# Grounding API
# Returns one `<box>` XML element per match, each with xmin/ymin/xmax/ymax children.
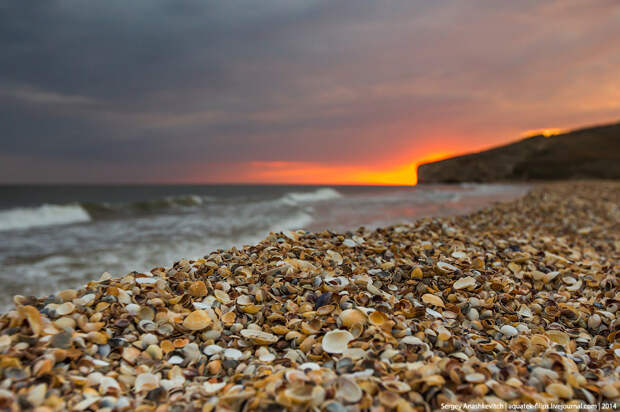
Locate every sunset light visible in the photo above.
<box><xmin>521</xmin><ymin>128</ymin><xmax>566</xmax><ymax>138</ymax></box>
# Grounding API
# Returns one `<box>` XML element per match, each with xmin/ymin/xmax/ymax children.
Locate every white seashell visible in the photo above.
<box><xmin>321</xmin><ymin>330</ymin><xmax>354</xmax><ymax>354</ymax></box>
<box><xmin>168</xmin><ymin>356</ymin><xmax>184</xmax><ymax>365</ymax></box>
<box><xmin>500</xmin><ymin>325</ymin><xmax>518</xmax><ymax>337</ymax></box>
<box><xmin>134</xmin><ymin>373</ymin><xmax>159</xmax><ymax>393</ymax></box>
<box><xmin>343</xmin><ymin>239</ymin><xmax>357</xmax><ymax>247</ymax></box>
<box><xmin>298</xmin><ymin>362</ymin><xmax>321</xmax><ymax>370</ymax></box>
<box><xmin>451</xmin><ymin>251</ymin><xmax>468</xmax><ymax>260</ymax></box>
<box><xmin>436</xmin><ymin>261</ymin><xmax>458</xmax><ymax>273</ymax></box>
<box><xmin>203</xmin><ymin>382</ymin><xmax>226</xmax><ymax>395</ymax></box>
<box><xmin>125</xmin><ymin>304</ymin><xmax>140</xmax><ymax>316</ymax></box>
<box><xmin>99</xmin><ymin>377</ymin><xmax>120</xmax><ymax>394</ymax></box>
<box><xmin>203</xmin><ymin>344</ymin><xmax>224</xmax><ymax>356</ymax></box>
<box><xmin>135</xmin><ymin>277</ymin><xmax>158</xmax><ymax>285</ymax></box>
<box><xmin>236</xmin><ymin>295</ymin><xmax>253</xmax><ymax>306</ymax></box>
<box><xmin>224</xmin><ymin>348</ymin><xmax>243</xmax><ymax>360</ymax></box>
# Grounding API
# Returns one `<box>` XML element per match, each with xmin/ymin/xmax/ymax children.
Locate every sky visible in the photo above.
<box><xmin>1</xmin><ymin>0</ymin><xmax>619</xmax><ymax>185</ymax></box>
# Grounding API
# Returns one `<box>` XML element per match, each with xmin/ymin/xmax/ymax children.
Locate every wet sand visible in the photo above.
<box><xmin>0</xmin><ymin>181</ymin><xmax>618</xmax><ymax>410</ymax></box>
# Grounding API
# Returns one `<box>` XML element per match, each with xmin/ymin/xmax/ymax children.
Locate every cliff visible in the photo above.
<box><xmin>417</xmin><ymin>122</ymin><xmax>620</xmax><ymax>183</ymax></box>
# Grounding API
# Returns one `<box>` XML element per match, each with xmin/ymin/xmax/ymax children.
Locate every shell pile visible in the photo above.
<box><xmin>0</xmin><ymin>181</ymin><xmax>618</xmax><ymax>410</ymax></box>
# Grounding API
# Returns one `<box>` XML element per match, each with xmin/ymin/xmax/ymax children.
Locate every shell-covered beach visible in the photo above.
<box><xmin>0</xmin><ymin>181</ymin><xmax>618</xmax><ymax>411</ymax></box>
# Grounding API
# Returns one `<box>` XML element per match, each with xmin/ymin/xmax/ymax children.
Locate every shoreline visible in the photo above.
<box><xmin>0</xmin><ymin>180</ymin><xmax>618</xmax><ymax>410</ymax></box>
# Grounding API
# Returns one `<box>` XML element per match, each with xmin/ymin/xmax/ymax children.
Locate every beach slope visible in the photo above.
<box><xmin>0</xmin><ymin>181</ymin><xmax>618</xmax><ymax>410</ymax></box>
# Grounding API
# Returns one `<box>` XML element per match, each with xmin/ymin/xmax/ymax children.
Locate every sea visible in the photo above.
<box><xmin>0</xmin><ymin>184</ymin><xmax>528</xmax><ymax>309</ymax></box>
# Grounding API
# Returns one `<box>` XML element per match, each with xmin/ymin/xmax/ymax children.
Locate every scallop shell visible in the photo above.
<box><xmin>183</xmin><ymin>310</ymin><xmax>212</xmax><ymax>330</ymax></box>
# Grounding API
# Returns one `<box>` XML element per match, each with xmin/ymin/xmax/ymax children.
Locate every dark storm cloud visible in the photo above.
<box><xmin>1</xmin><ymin>0</ymin><xmax>619</xmax><ymax>182</ymax></box>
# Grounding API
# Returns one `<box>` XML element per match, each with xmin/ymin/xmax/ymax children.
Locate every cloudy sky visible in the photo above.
<box><xmin>1</xmin><ymin>0</ymin><xmax>619</xmax><ymax>184</ymax></box>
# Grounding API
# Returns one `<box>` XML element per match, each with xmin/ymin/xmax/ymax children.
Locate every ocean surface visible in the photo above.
<box><xmin>0</xmin><ymin>184</ymin><xmax>528</xmax><ymax>309</ymax></box>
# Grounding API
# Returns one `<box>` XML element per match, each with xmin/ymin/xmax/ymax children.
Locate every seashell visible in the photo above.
<box><xmin>339</xmin><ymin>309</ymin><xmax>367</xmax><ymax>329</ymax></box>
<box><xmin>547</xmin><ymin>330</ymin><xmax>570</xmax><ymax>346</ymax></box>
<box><xmin>224</xmin><ymin>348</ymin><xmax>243</xmax><ymax>361</ymax></box>
<box><xmin>342</xmin><ymin>347</ymin><xmax>367</xmax><ymax>360</ymax></box>
<box><xmin>324</xmin><ymin>276</ymin><xmax>350</xmax><ymax>292</ymax></box>
<box><xmin>122</xmin><ymin>346</ymin><xmax>141</xmax><ymax>364</ymax></box>
<box><xmin>50</xmin><ymin>331</ymin><xmax>73</xmax><ymax>349</ymax></box>
<box><xmin>465</xmin><ymin>373</ymin><xmax>486</xmax><ymax>383</ymax></box>
<box><xmin>382</xmin><ymin>380</ymin><xmax>411</xmax><ymax>393</ymax></box>
<box><xmin>321</xmin><ymin>330</ymin><xmax>354</xmax><ymax>354</ymax></box>
<box><xmin>378</xmin><ymin>390</ymin><xmax>402</xmax><ymax>408</ymax></box>
<box><xmin>188</xmin><ymin>281</ymin><xmax>207</xmax><ymax>297</ymax></box>
<box><xmin>518</xmin><ymin>304</ymin><xmax>532</xmax><ymax>318</ymax></box>
<box><xmin>451</xmin><ymin>251</ymin><xmax>468</xmax><ymax>260</ymax></box>
<box><xmin>138</xmin><ymin>306</ymin><xmax>155</xmax><ymax>321</ymax></box>
<box><xmin>221</xmin><ymin>311</ymin><xmax>236</xmax><ymax>326</ymax></box>
<box><xmin>203</xmin><ymin>382</ymin><xmax>226</xmax><ymax>395</ymax></box>
<box><xmin>183</xmin><ymin>310</ymin><xmax>212</xmax><ymax>330</ymax></box>
<box><xmin>453</xmin><ymin>276</ymin><xmax>476</xmax><ymax>290</ymax></box>
<box><xmin>256</xmin><ymin>346</ymin><xmax>276</xmax><ymax>362</ymax></box>
<box><xmin>214</xmin><ymin>289</ymin><xmax>232</xmax><ymax>305</ymax></box>
<box><xmin>240</xmin><ymin>304</ymin><xmax>263</xmax><ymax>314</ymax></box>
<box><xmin>500</xmin><ymin>325</ymin><xmax>518</xmax><ymax>338</ymax></box>
<box><xmin>134</xmin><ymin>373</ymin><xmax>159</xmax><ymax>393</ymax></box>
<box><xmin>543</xmin><ymin>271</ymin><xmax>560</xmax><ymax>283</ymax></box>
<box><xmin>342</xmin><ymin>239</ymin><xmax>357</xmax><ymax>247</ymax></box>
<box><xmin>55</xmin><ymin>302</ymin><xmax>75</xmax><ymax>316</ymax></box>
<box><xmin>240</xmin><ymin>329</ymin><xmax>279</xmax><ymax>345</ymax></box>
<box><xmin>99</xmin><ymin>377</ymin><xmax>120</xmax><ymax>395</ymax></box>
<box><xmin>335</xmin><ymin>377</ymin><xmax>362</xmax><ymax>403</ymax></box>
<box><xmin>586</xmin><ymin>314</ymin><xmax>601</xmax><ymax>330</ymax></box>
<box><xmin>326</xmin><ymin>250</ymin><xmax>343</xmax><ymax>265</ymax></box>
<box><xmin>368</xmin><ymin>310</ymin><xmax>389</xmax><ymax>326</ymax></box>
<box><xmin>421</xmin><ymin>293</ymin><xmax>445</xmax><ymax>308</ymax></box>
<box><xmin>410</xmin><ymin>267</ymin><xmax>423</xmax><ymax>279</ymax></box>
<box><xmin>20</xmin><ymin>306</ymin><xmax>44</xmax><ymax>336</ymax></box>
<box><xmin>436</xmin><ymin>261</ymin><xmax>458</xmax><ymax>274</ymax></box>
<box><xmin>530</xmin><ymin>334</ymin><xmax>550</xmax><ymax>347</ymax></box>
<box><xmin>26</xmin><ymin>383</ymin><xmax>46</xmax><ymax>407</ymax></box>
<box><xmin>546</xmin><ymin>383</ymin><xmax>574</xmax><ymax>399</ymax></box>
<box><xmin>168</xmin><ymin>355</ymin><xmax>183</xmax><ymax>364</ymax></box>
<box><xmin>236</xmin><ymin>295</ymin><xmax>253</xmax><ymax>306</ymax></box>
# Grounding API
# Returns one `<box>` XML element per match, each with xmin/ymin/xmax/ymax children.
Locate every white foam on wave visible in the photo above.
<box><xmin>280</xmin><ymin>188</ymin><xmax>342</xmax><ymax>205</ymax></box>
<box><xmin>0</xmin><ymin>204</ymin><xmax>91</xmax><ymax>232</ymax></box>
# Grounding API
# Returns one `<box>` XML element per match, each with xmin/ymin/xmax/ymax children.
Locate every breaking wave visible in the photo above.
<box><xmin>279</xmin><ymin>188</ymin><xmax>342</xmax><ymax>205</ymax></box>
<box><xmin>0</xmin><ymin>204</ymin><xmax>91</xmax><ymax>232</ymax></box>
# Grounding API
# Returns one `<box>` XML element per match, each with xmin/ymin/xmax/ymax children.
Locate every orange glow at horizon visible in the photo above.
<box><xmin>212</xmin><ymin>151</ymin><xmax>457</xmax><ymax>186</ymax></box>
<box><xmin>521</xmin><ymin>128</ymin><xmax>566</xmax><ymax>138</ymax></box>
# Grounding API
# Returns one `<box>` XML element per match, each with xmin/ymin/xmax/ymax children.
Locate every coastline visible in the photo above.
<box><xmin>0</xmin><ymin>180</ymin><xmax>618</xmax><ymax>410</ymax></box>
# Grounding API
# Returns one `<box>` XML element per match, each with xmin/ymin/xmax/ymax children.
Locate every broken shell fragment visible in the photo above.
<box><xmin>421</xmin><ymin>293</ymin><xmax>445</xmax><ymax>308</ymax></box>
<box><xmin>240</xmin><ymin>329</ymin><xmax>279</xmax><ymax>345</ymax></box>
<box><xmin>453</xmin><ymin>276</ymin><xmax>476</xmax><ymax>290</ymax></box>
<box><xmin>322</xmin><ymin>330</ymin><xmax>354</xmax><ymax>354</ymax></box>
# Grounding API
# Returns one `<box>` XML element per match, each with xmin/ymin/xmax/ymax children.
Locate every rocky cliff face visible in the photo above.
<box><xmin>417</xmin><ymin>122</ymin><xmax>620</xmax><ymax>183</ymax></box>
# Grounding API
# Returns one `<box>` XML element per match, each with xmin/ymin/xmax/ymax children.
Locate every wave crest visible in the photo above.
<box><xmin>280</xmin><ymin>188</ymin><xmax>341</xmax><ymax>205</ymax></box>
<box><xmin>0</xmin><ymin>204</ymin><xmax>91</xmax><ymax>232</ymax></box>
